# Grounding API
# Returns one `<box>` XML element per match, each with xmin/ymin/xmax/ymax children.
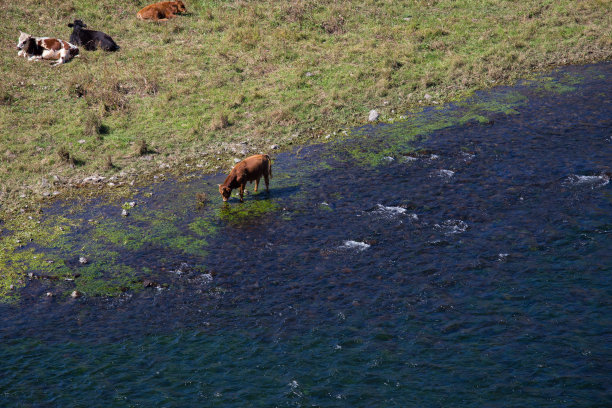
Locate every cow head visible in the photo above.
<box><xmin>68</xmin><ymin>19</ymin><xmax>87</xmax><ymax>28</ymax></box>
<box><xmin>218</xmin><ymin>185</ymin><xmax>232</xmax><ymax>202</ymax></box>
<box><xmin>173</xmin><ymin>1</ymin><xmax>187</xmax><ymax>13</ymax></box>
<box><xmin>16</xmin><ymin>31</ymin><xmax>32</xmax><ymax>50</ymax></box>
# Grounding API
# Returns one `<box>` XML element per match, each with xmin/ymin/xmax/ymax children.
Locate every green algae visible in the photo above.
<box><xmin>218</xmin><ymin>198</ymin><xmax>280</xmax><ymax>224</ymax></box>
<box><xmin>319</xmin><ymin>203</ymin><xmax>333</xmax><ymax>212</ymax></box>
<box><xmin>92</xmin><ymin>221</ymin><xmax>145</xmax><ymax>252</ymax></box>
<box><xmin>525</xmin><ymin>76</ymin><xmax>577</xmax><ymax>95</ymax></box>
<box><xmin>0</xmin><ymin>213</ymin><xmax>77</xmax><ymax>302</ymax></box>
<box><xmin>334</xmin><ymin>89</ymin><xmax>531</xmax><ymax>167</ymax></box>
<box><xmin>459</xmin><ymin>114</ymin><xmax>491</xmax><ymax>125</ymax></box>
<box><xmin>74</xmin><ymin>256</ymin><xmax>139</xmax><ymax>297</ymax></box>
<box><xmin>189</xmin><ymin>217</ymin><xmax>219</xmax><ymax>237</ymax></box>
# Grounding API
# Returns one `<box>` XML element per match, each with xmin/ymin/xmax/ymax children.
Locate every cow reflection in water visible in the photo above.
<box><xmin>219</xmin><ymin>154</ymin><xmax>272</xmax><ymax>202</ymax></box>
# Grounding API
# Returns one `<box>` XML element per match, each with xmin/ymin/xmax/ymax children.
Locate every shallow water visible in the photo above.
<box><xmin>1</xmin><ymin>63</ymin><xmax>611</xmax><ymax>407</ymax></box>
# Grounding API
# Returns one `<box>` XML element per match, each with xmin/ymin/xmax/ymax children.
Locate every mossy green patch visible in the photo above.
<box><xmin>526</xmin><ymin>77</ymin><xmax>577</xmax><ymax>95</ymax></box>
<box><xmin>189</xmin><ymin>217</ymin><xmax>219</xmax><ymax>237</ymax></box>
<box><xmin>92</xmin><ymin>220</ymin><xmax>144</xmax><ymax>252</ymax></box>
<box><xmin>459</xmin><ymin>114</ymin><xmax>490</xmax><ymax>125</ymax></box>
<box><xmin>0</xmin><ymin>213</ymin><xmax>76</xmax><ymax>302</ymax></box>
<box><xmin>218</xmin><ymin>199</ymin><xmax>280</xmax><ymax>224</ymax></box>
<box><xmin>74</xmin><ymin>254</ymin><xmax>139</xmax><ymax>297</ymax></box>
<box><xmin>333</xmin><ymin>88</ymin><xmax>531</xmax><ymax>167</ymax></box>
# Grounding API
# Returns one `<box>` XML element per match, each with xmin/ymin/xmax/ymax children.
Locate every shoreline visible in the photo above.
<box><xmin>2</xmin><ymin>57</ymin><xmax>610</xmax><ymax>218</ymax></box>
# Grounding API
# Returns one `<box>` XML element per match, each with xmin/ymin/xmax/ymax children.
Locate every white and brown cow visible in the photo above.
<box><xmin>16</xmin><ymin>31</ymin><xmax>79</xmax><ymax>66</ymax></box>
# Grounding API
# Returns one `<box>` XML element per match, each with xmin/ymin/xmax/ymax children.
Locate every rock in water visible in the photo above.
<box><xmin>368</xmin><ymin>110</ymin><xmax>380</xmax><ymax>122</ymax></box>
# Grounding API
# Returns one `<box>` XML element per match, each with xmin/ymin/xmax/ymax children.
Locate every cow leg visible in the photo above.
<box><xmin>239</xmin><ymin>183</ymin><xmax>245</xmax><ymax>202</ymax></box>
<box><xmin>254</xmin><ymin>178</ymin><xmax>259</xmax><ymax>192</ymax></box>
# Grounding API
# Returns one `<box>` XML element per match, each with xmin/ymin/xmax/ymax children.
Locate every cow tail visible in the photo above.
<box><xmin>267</xmin><ymin>154</ymin><xmax>272</xmax><ymax>178</ymax></box>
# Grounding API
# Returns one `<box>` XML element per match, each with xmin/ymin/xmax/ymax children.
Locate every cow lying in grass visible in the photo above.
<box><xmin>16</xmin><ymin>32</ymin><xmax>79</xmax><ymax>66</ymax></box>
<box><xmin>68</xmin><ymin>19</ymin><xmax>119</xmax><ymax>52</ymax></box>
<box><xmin>219</xmin><ymin>154</ymin><xmax>272</xmax><ymax>202</ymax></box>
<box><xmin>137</xmin><ymin>1</ymin><xmax>187</xmax><ymax>21</ymax></box>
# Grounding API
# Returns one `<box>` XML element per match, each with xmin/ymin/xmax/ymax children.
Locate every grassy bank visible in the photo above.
<box><xmin>0</xmin><ymin>0</ymin><xmax>610</xmax><ymax>212</ymax></box>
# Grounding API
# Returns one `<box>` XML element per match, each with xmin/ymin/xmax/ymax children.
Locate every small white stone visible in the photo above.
<box><xmin>71</xmin><ymin>290</ymin><xmax>82</xmax><ymax>298</ymax></box>
<box><xmin>79</xmin><ymin>256</ymin><xmax>88</xmax><ymax>264</ymax></box>
<box><xmin>234</xmin><ymin>158</ymin><xmax>241</xmax><ymax>163</ymax></box>
<box><xmin>368</xmin><ymin>110</ymin><xmax>380</xmax><ymax>122</ymax></box>
<box><xmin>78</xmin><ymin>139</ymin><xmax>86</xmax><ymax>144</ymax></box>
<box><xmin>424</xmin><ymin>93</ymin><xmax>433</xmax><ymax>100</ymax></box>
<box><xmin>121</xmin><ymin>209</ymin><xmax>129</xmax><ymax>217</ymax></box>
<box><xmin>270</xmin><ymin>144</ymin><xmax>279</xmax><ymax>150</ymax></box>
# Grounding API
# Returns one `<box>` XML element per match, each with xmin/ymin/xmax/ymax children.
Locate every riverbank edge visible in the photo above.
<box><xmin>2</xmin><ymin>56</ymin><xmax>611</xmax><ymax>222</ymax></box>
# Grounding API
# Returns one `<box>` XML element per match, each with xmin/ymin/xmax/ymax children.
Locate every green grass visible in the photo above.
<box><xmin>0</xmin><ymin>0</ymin><xmax>610</xmax><ymax>213</ymax></box>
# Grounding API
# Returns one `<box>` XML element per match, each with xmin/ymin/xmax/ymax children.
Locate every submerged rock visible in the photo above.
<box><xmin>143</xmin><ymin>279</ymin><xmax>158</xmax><ymax>288</ymax></box>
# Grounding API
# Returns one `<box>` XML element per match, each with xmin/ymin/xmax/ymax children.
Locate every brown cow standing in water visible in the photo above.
<box><xmin>137</xmin><ymin>1</ymin><xmax>187</xmax><ymax>21</ymax></box>
<box><xmin>219</xmin><ymin>154</ymin><xmax>272</xmax><ymax>202</ymax></box>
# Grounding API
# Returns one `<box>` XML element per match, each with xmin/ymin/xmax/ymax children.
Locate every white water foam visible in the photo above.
<box><xmin>461</xmin><ymin>152</ymin><xmax>476</xmax><ymax>161</ymax></box>
<box><xmin>434</xmin><ymin>219</ymin><xmax>469</xmax><ymax>235</ymax></box>
<box><xmin>436</xmin><ymin>169</ymin><xmax>455</xmax><ymax>180</ymax></box>
<box><xmin>340</xmin><ymin>240</ymin><xmax>371</xmax><ymax>251</ymax></box>
<box><xmin>563</xmin><ymin>174</ymin><xmax>610</xmax><ymax>189</ymax></box>
<box><xmin>198</xmin><ymin>273</ymin><xmax>213</xmax><ymax>284</ymax></box>
<box><xmin>372</xmin><ymin>204</ymin><xmax>407</xmax><ymax>217</ymax></box>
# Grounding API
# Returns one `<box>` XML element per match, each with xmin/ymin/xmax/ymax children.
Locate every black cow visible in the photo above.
<box><xmin>67</xmin><ymin>19</ymin><xmax>119</xmax><ymax>52</ymax></box>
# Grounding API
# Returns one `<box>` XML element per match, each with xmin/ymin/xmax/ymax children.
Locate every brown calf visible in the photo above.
<box><xmin>219</xmin><ymin>154</ymin><xmax>272</xmax><ymax>202</ymax></box>
<box><xmin>137</xmin><ymin>1</ymin><xmax>187</xmax><ymax>21</ymax></box>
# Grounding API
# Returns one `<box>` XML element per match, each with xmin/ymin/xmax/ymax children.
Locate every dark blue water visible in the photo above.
<box><xmin>1</xmin><ymin>63</ymin><xmax>611</xmax><ymax>407</ymax></box>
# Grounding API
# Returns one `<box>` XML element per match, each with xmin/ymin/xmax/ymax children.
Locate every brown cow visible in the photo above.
<box><xmin>137</xmin><ymin>1</ymin><xmax>187</xmax><ymax>21</ymax></box>
<box><xmin>219</xmin><ymin>154</ymin><xmax>272</xmax><ymax>202</ymax></box>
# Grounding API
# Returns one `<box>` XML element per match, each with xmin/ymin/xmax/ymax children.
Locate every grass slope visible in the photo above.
<box><xmin>0</xmin><ymin>0</ymin><xmax>610</xmax><ymax>212</ymax></box>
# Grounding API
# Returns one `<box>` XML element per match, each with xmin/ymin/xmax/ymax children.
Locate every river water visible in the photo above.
<box><xmin>1</xmin><ymin>63</ymin><xmax>611</xmax><ymax>407</ymax></box>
